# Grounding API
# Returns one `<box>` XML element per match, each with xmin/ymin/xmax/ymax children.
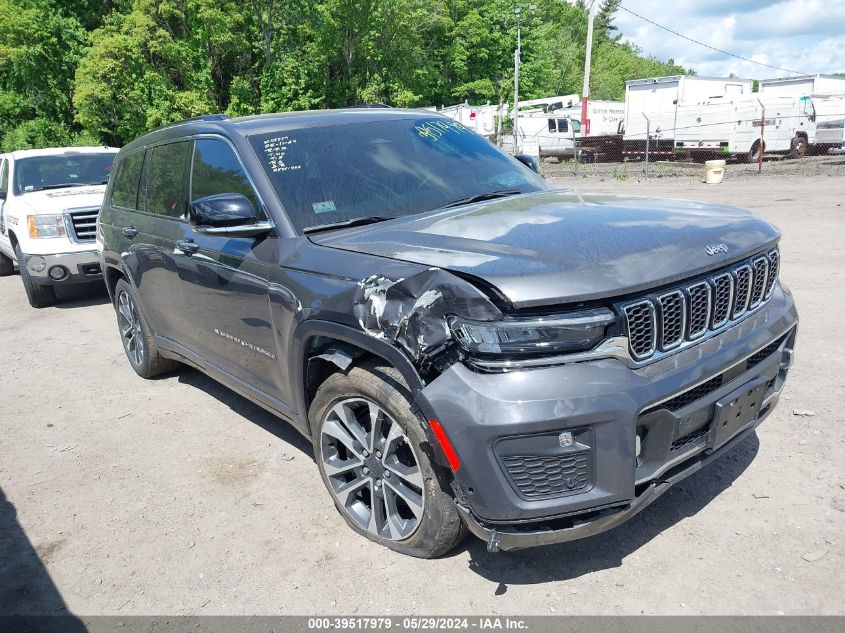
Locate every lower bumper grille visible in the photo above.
<box><xmin>502</xmin><ymin>452</ymin><xmax>590</xmax><ymax>499</ymax></box>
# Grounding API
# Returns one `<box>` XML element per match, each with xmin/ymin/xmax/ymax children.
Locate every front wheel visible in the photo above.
<box><xmin>309</xmin><ymin>364</ymin><xmax>465</xmax><ymax>558</ymax></box>
<box><xmin>14</xmin><ymin>244</ymin><xmax>56</xmax><ymax>308</ymax></box>
<box><xmin>789</xmin><ymin>135</ymin><xmax>808</xmax><ymax>159</ymax></box>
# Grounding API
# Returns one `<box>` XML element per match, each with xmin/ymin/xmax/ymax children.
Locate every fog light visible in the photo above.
<box><xmin>48</xmin><ymin>265</ymin><xmax>68</xmax><ymax>281</ymax></box>
<box><xmin>28</xmin><ymin>257</ymin><xmax>47</xmax><ymax>273</ymax></box>
<box><xmin>558</xmin><ymin>431</ymin><xmax>574</xmax><ymax>447</ymax></box>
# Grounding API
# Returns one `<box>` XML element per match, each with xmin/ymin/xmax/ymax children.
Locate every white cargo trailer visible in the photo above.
<box><xmin>622</xmin><ymin>75</ymin><xmax>754</xmax><ymax>157</ymax></box>
<box><xmin>438</xmin><ymin>102</ymin><xmax>499</xmax><ymax>137</ymax></box>
<box><xmin>673</xmin><ymin>95</ymin><xmax>820</xmax><ymax>161</ymax></box>
<box><xmin>759</xmin><ymin>74</ymin><xmax>845</xmax><ymax>98</ymax></box>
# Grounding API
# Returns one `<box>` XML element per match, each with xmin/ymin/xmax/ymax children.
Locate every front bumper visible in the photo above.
<box><xmin>23</xmin><ymin>250</ymin><xmax>103</xmax><ymax>285</ymax></box>
<box><xmin>417</xmin><ymin>283</ymin><xmax>798</xmax><ymax>550</ymax></box>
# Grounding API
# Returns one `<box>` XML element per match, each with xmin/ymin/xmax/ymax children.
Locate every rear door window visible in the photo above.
<box><xmin>145</xmin><ymin>141</ymin><xmax>192</xmax><ymax>218</ymax></box>
<box><xmin>111</xmin><ymin>151</ymin><xmax>145</xmax><ymax>210</ymax></box>
<box><xmin>191</xmin><ymin>139</ymin><xmax>260</xmax><ymax>215</ymax></box>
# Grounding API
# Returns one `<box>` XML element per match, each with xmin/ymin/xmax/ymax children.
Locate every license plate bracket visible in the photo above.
<box><xmin>709</xmin><ymin>378</ymin><xmax>768</xmax><ymax>451</ymax></box>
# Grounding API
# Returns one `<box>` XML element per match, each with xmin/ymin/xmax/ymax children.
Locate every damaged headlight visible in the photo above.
<box><xmin>450</xmin><ymin>308</ymin><xmax>615</xmax><ymax>356</ymax></box>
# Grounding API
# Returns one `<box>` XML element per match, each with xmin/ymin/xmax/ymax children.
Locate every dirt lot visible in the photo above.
<box><xmin>1</xmin><ymin>165</ymin><xmax>843</xmax><ymax>616</ymax></box>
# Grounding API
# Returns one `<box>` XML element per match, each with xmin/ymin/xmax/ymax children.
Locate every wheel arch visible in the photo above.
<box><xmin>103</xmin><ymin>264</ymin><xmax>126</xmax><ymax>303</ymax></box>
<box><xmin>292</xmin><ymin>320</ymin><xmax>426</xmax><ymax>426</ymax></box>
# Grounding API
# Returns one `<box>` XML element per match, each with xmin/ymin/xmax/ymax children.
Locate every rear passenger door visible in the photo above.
<box><xmin>174</xmin><ymin>137</ymin><xmax>279</xmax><ymax>394</ymax></box>
<box><xmin>114</xmin><ymin>141</ymin><xmax>193</xmax><ymax>342</ymax></box>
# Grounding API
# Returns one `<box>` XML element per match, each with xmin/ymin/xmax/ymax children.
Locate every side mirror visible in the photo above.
<box><xmin>190</xmin><ymin>193</ymin><xmax>255</xmax><ymax>227</ymax></box>
<box><xmin>0</xmin><ymin>190</ymin><xmax>7</xmax><ymax>201</ymax></box>
<box><xmin>189</xmin><ymin>193</ymin><xmax>273</xmax><ymax>237</ymax></box>
<box><xmin>514</xmin><ymin>153</ymin><xmax>541</xmax><ymax>175</ymax></box>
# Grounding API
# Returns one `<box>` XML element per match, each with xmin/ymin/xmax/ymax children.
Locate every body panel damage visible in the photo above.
<box><xmin>353</xmin><ymin>267</ymin><xmax>502</xmax><ymax>364</ymax></box>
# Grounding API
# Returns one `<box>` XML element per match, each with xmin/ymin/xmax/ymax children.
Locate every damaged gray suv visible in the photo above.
<box><xmin>99</xmin><ymin>109</ymin><xmax>798</xmax><ymax>557</ymax></box>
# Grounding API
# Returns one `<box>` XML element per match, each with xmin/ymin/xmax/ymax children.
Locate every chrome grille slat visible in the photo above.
<box><xmin>710</xmin><ymin>273</ymin><xmax>733</xmax><ymax>328</ymax></box>
<box><xmin>623</xmin><ymin>300</ymin><xmax>657</xmax><ymax>360</ymax></box>
<box><xmin>66</xmin><ymin>207</ymin><xmax>99</xmax><ymax>243</ymax></box>
<box><xmin>686</xmin><ymin>282</ymin><xmax>711</xmax><ymax>339</ymax></box>
<box><xmin>657</xmin><ymin>290</ymin><xmax>685</xmax><ymax>350</ymax></box>
<box><xmin>765</xmin><ymin>249</ymin><xmax>779</xmax><ymax>298</ymax></box>
<box><xmin>619</xmin><ymin>249</ymin><xmax>779</xmax><ymax>361</ymax></box>
<box><xmin>749</xmin><ymin>257</ymin><xmax>768</xmax><ymax>308</ymax></box>
<box><xmin>732</xmin><ymin>265</ymin><xmax>752</xmax><ymax>318</ymax></box>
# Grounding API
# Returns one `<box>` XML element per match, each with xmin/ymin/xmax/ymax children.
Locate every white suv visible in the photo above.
<box><xmin>0</xmin><ymin>147</ymin><xmax>118</xmax><ymax>307</ymax></box>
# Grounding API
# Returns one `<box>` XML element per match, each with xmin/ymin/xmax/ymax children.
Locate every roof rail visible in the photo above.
<box><xmin>338</xmin><ymin>103</ymin><xmax>393</xmax><ymax>109</ymax></box>
<box><xmin>147</xmin><ymin>113</ymin><xmax>231</xmax><ymax>134</ymax></box>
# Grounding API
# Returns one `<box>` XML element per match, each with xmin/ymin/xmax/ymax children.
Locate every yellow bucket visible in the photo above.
<box><xmin>704</xmin><ymin>159</ymin><xmax>726</xmax><ymax>184</ymax></box>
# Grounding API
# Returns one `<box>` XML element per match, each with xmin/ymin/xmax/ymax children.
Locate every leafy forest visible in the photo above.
<box><xmin>0</xmin><ymin>0</ymin><xmax>689</xmax><ymax>150</ymax></box>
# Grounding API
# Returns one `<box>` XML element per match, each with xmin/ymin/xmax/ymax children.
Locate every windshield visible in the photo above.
<box><xmin>13</xmin><ymin>153</ymin><xmax>116</xmax><ymax>195</ymax></box>
<box><xmin>248</xmin><ymin>117</ymin><xmax>547</xmax><ymax>233</ymax></box>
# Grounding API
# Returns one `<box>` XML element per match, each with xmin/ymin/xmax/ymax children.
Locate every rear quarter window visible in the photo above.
<box><xmin>111</xmin><ymin>151</ymin><xmax>145</xmax><ymax>210</ymax></box>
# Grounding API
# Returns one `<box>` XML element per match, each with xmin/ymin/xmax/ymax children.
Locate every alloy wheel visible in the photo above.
<box><xmin>320</xmin><ymin>398</ymin><xmax>425</xmax><ymax>541</ymax></box>
<box><xmin>117</xmin><ymin>290</ymin><xmax>144</xmax><ymax>367</ymax></box>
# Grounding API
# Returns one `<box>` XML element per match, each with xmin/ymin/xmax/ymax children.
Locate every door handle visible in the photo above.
<box><xmin>176</xmin><ymin>239</ymin><xmax>199</xmax><ymax>254</ymax></box>
<box><xmin>122</xmin><ymin>226</ymin><xmax>139</xmax><ymax>238</ymax></box>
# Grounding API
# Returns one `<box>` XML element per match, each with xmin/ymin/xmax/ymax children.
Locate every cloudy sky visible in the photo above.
<box><xmin>608</xmin><ymin>0</ymin><xmax>845</xmax><ymax>79</ymax></box>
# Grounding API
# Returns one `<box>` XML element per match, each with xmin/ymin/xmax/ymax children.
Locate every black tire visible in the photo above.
<box><xmin>14</xmin><ymin>243</ymin><xmax>56</xmax><ymax>308</ymax></box>
<box><xmin>745</xmin><ymin>140</ymin><xmax>764</xmax><ymax>164</ymax></box>
<box><xmin>113</xmin><ymin>278</ymin><xmax>178</xmax><ymax>378</ymax></box>
<box><xmin>789</xmin><ymin>135</ymin><xmax>808</xmax><ymax>159</ymax></box>
<box><xmin>309</xmin><ymin>362</ymin><xmax>466</xmax><ymax>558</ymax></box>
<box><xmin>0</xmin><ymin>250</ymin><xmax>14</xmax><ymax>276</ymax></box>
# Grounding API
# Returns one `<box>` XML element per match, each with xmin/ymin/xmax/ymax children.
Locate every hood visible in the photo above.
<box><xmin>311</xmin><ymin>190</ymin><xmax>780</xmax><ymax>308</ymax></box>
<box><xmin>15</xmin><ymin>185</ymin><xmax>107</xmax><ymax>215</ymax></box>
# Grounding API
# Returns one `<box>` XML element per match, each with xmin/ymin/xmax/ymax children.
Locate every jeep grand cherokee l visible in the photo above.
<box><xmin>98</xmin><ymin>110</ymin><xmax>798</xmax><ymax>557</ymax></box>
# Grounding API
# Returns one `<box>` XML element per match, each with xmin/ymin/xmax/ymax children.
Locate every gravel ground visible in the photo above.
<box><xmin>0</xmin><ymin>166</ymin><xmax>843</xmax><ymax>616</ymax></box>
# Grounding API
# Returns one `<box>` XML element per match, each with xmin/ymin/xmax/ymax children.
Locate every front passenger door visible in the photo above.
<box><xmin>174</xmin><ymin>138</ymin><xmax>280</xmax><ymax>395</ymax></box>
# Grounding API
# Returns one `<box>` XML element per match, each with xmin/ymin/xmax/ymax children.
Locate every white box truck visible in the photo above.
<box><xmin>513</xmin><ymin>96</ymin><xmax>624</xmax><ymax>159</ymax></box>
<box><xmin>622</xmin><ymin>75</ymin><xmax>753</xmax><ymax>158</ymax></box>
<box><xmin>759</xmin><ymin>74</ymin><xmax>845</xmax><ymax>98</ymax></box>
<box><xmin>674</xmin><ymin>94</ymin><xmax>841</xmax><ymax>161</ymax></box>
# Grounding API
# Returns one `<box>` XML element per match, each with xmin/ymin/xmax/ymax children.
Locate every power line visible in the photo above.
<box><xmin>618</xmin><ymin>4</ymin><xmax>808</xmax><ymax>76</ymax></box>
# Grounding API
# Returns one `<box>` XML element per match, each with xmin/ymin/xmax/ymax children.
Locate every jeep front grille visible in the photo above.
<box><xmin>67</xmin><ymin>208</ymin><xmax>99</xmax><ymax>243</ymax></box>
<box><xmin>620</xmin><ymin>248</ymin><xmax>780</xmax><ymax>361</ymax></box>
<box><xmin>623</xmin><ymin>300</ymin><xmax>657</xmax><ymax>360</ymax></box>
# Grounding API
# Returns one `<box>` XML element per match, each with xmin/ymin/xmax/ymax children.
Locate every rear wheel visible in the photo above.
<box><xmin>789</xmin><ymin>135</ymin><xmax>808</xmax><ymax>159</ymax></box>
<box><xmin>745</xmin><ymin>140</ymin><xmax>764</xmax><ymax>164</ymax></box>
<box><xmin>310</xmin><ymin>363</ymin><xmax>465</xmax><ymax>558</ymax></box>
<box><xmin>0</xmin><ymin>251</ymin><xmax>13</xmax><ymax>276</ymax></box>
<box><xmin>113</xmin><ymin>278</ymin><xmax>178</xmax><ymax>378</ymax></box>
<box><xmin>14</xmin><ymin>243</ymin><xmax>56</xmax><ymax>308</ymax></box>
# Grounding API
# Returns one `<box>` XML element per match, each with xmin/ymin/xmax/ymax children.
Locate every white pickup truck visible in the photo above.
<box><xmin>0</xmin><ymin>147</ymin><xmax>117</xmax><ymax>307</ymax></box>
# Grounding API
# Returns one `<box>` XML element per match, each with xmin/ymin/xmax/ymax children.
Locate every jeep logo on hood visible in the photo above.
<box><xmin>705</xmin><ymin>243</ymin><xmax>729</xmax><ymax>256</ymax></box>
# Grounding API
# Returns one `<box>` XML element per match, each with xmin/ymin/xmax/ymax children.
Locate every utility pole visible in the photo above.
<box><xmin>581</xmin><ymin>1</ymin><xmax>598</xmax><ymax>136</ymax></box>
<box><xmin>512</xmin><ymin>4</ymin><xmax>535</xmax><ymax>154</ymax></box>
<box><xmin>513</xmin><ymin>7</ymin><xmax>521</xmax><ymax>154</ymax></box>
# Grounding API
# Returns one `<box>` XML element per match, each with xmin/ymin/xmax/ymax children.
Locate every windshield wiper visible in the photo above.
<box><xmin>27</xmin><ymin>182</ymin><xmax>102</xmax><ymax>192</ymax></box>
<box><xmin>303</xmin><ymin>215</ymin><xmax>396</xmax><ymax>234</ymax></box>
<box><xmin>439</xmin><ymin>189</ymin><xmax>523</xmax><ymax>209</ymax></box>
